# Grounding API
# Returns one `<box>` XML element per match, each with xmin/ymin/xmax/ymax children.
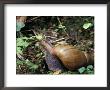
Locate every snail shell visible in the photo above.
<box><xmin>53</xmin><ymin>45</ymin><xmax>89</xmax><ymax>70</ymax></box>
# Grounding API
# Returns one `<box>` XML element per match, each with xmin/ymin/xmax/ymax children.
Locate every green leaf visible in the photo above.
<box><xmin>83</xmin><ymin>23</ymin><xmax>92</xmax><ymax>29</ymax></box>
<box><xmin>25</xmin><ymin>59</ymin><xmax>34</xmax><ymax>66</ymax></box>
<box><xmin>17</xmin><ymin>37</ymin><xmax>29</xmax><ymax>54</ymax></box>
<box><xmin>78</xmin><ymin>67</ymin><xmax>86</xmax><ymax>74</ymax></box>
<box><xmin>87</xmin><ymin>65</ymin><xmax>93</xmax><ymax>70</ymax></box>
<box><xmin>17</xmin><ymin>38</ymin><xmax>29</xmax><ymax>47</ymax></box>
<box><xmin>16</xmin><ymin>22</ymin><xmax>25</xmax><ymax>31</ymax></box>
<box><xmin>30</xmin><ymin>65</ymin><xmax>38</xmax><ymax>70</ymax></box>
<box><xmin>16</xmin><ymin>60</ymin><xmax>24</xmax><ymax>65</ymax></box>
<box><xmin>25</xmin><ymin>59</ymin><xmax>38</xmax><ymax>71</ymax></box>
<box><xmin>16</xmin><ymin>47</ymin><xmax>22</xmax><ymax>54</ymax></box>
<box><xmin>17</xmin><ymin>38</ymin><xmax>23</xmax><ymax>46</ymax></box>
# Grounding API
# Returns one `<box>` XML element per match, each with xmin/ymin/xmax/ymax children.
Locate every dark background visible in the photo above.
<box><xmin>0</xmin><ymin>0</ymin><xmax>110</xmax><ymax>90</ymax></box>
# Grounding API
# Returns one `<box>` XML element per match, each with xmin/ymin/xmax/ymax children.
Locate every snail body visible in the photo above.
<box><xmin>41</xmin><ymin>41</ymin><xmax>94</xmax><ymax>70</ymax></box>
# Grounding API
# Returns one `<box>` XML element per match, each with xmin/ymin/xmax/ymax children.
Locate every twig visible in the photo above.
<box><xmin>27</xmin><ymin>16</ymin><xmax>41</xmax><ymax>22</ymax></box>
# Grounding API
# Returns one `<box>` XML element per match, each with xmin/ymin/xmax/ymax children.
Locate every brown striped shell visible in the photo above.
<box><xmin>53</xmin><ymin>45</ymin><xmax>88</xmax><ymax>70</ymax></box>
